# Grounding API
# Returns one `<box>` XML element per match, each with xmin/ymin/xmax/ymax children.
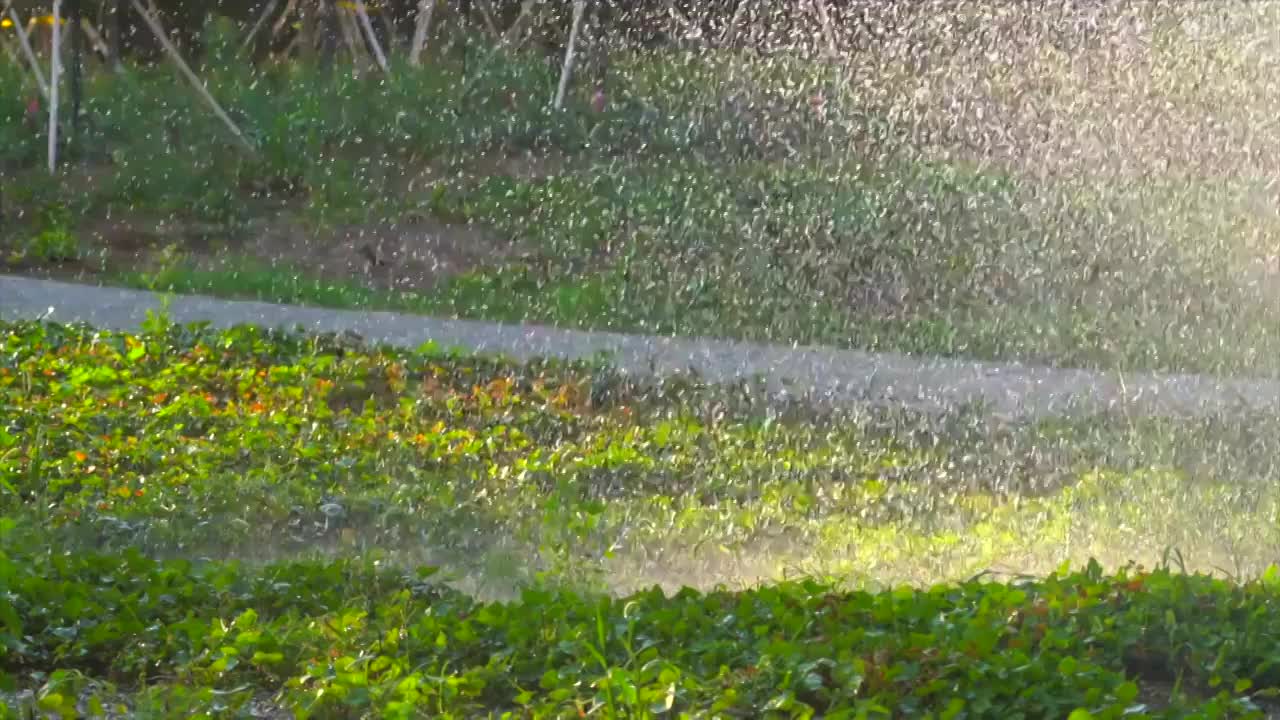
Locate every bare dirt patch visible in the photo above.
<box><xmin>210</xmin><ymin>211</ymin><xmax>529</xmax><ymax>293</ymax></box>
<box><xmin>10</xmin><ymin>201</ymin><xmax>530</xmax><ymax>296</ymax></box>
<box><xmin>3</xmin><ymin>150</ymin><xmax>574</xmax><ymax>294</ymax></box>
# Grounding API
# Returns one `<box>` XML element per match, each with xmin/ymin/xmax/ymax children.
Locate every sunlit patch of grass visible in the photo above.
<box><xmin>108</xmin><ymin>257</ymin><xmax>630</xmax><ymax>329</ymax></box>
<box><xmin>110</xmin><ymin>260</ymin><xmax>411</xmax><ymax>310</ymax></box>
<box><xmin>9</xmin><ymin>313</ymin><xmax>1280</xmax><ymax>600</ymax></box>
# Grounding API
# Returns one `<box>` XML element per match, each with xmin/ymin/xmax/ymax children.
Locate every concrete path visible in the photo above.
<box><xmin>4</xmin><ymin>273</ymin><xmax>1280</xmax><ymax>420</ymax></box>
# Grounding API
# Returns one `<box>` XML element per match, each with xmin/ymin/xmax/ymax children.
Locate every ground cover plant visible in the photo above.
<box><xmin>5</xmin><ymin>541</ymin><xmax>1280</xmax><ymax>718</ymax></box>
<box><xmin>11</xmin><ymin>3</ymin><xmax>1280</xmax><ymax>714</ymax></box>
<box><xmin>7</xmin><ymin>314</ymin><xmax>1280</xmax><ymax>715</ymax></box>
<box><xmin>5</xmin><ymin>1</ymin><xmax>1280</xmax><ymax>377</ymax></box>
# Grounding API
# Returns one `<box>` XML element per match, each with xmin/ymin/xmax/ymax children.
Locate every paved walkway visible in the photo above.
<box><xmin>4</xmin><ymin>273</ymin><xmax>1280</xmax><ymax>420</ymax></box>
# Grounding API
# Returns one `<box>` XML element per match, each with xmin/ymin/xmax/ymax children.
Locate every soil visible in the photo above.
<box><xmin>7</xmin><ymin>204</ymin><xmax>528</xmax><ymax>297</ymax></box>
<box><xmin>1</xmin><ymin>148</ymin><xmax>575</xmax><ymax>297</ymax></box>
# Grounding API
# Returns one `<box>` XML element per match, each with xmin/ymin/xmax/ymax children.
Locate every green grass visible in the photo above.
<box><xmin>6</xmin><ymin>315</ymin><xmax>1280</xmax><ymax>715</ymax></box>
<box><xmin>110</xmin><ymin>259</ymin><xmax>632</xmax><ymax>330</ymax></box>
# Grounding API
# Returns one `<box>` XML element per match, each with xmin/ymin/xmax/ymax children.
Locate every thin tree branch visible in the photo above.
<box><xmin>270</xmin><ymin>0</ymin><xmax>298</xmax><ymax>38</ymax></box>
<box><xmin>239</xmin><ymin>0</ymin><xmax>279</xmax><ymax>55</ymax></box>
<box><xmin>130</xmin><ymin>0</ymin><xmax>256</xmax><ymax>154</ymax></box>
<box><xmin>352</xmin><ymin>0</ymin><xmax>388</xmax><ymax>73</ymax></box>
<box><xmin>335</xmin><ymin>0</ymin><xmax>366</xmax><ymax>72</ymax></box>
<box><xmin>500</xmin><ymin>0</ymin><xmax>540</xmax><ymax>48</ymax></box>
<box><xmin>80</xmin><ymin>19</ymin><xmax>111</xmax><ymax>59</ymax></box>
<box><xmin>553</xmin><ymin>0</ymin><xmax>586</xmax><ymax>110</ymax></box>
<box><xmin>8</xmin><ymin>8</ymin><xmax>50</xmax><ymax>102</ymax></box>
<box><xmin>474</xmin><ymin>0</ymin><xmax>500</xmax><ymax>39</ymax></box>
<box><xmin>408</xmin><ymin>0</ymin><xmax>434</xmax><ymax>66</ymax></box>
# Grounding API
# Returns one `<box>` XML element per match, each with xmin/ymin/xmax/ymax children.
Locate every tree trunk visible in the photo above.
<box><xmin>69</xmin><ymin>0</ymin><xmax>83</xmax><ymax>149</ymax></box>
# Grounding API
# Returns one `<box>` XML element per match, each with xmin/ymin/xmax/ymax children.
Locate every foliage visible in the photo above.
<box><xmin>5</xmin><ymin>313</ymin><xmax>1280</xmax><ymax>581</ymax></box>
<box><xmin>5</xmin><ymin>203</ymin><xmax>78</xmax><ymax>265</ymax></box>
<box><xmin>4</xmin><ymin>311</ymin><xmax>1280</xmax><ymax>713</ymax></box>
<box><xmin>8</xmin><ymin>2</ymin><xmax>1280</xmax><ymax>714</ymax></box>
<box><xmin>6</xmin><ymin>3</ymin><xmax>1280</xmax><ymax>377</ymax></box>
<box><xmin>3</xmin><ymin>525</ymin><xmax>1280</xmax><ymax>717</ymax></box>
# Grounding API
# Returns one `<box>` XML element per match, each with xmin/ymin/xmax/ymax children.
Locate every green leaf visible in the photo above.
<box><xmin>1262</xmin><ymin>565</ymin><xmax>1280</xmax><ymax>589</ymax></box>
<box><xmin>251</xmin><ymin>651</ymin><xmax>285</xmax><ymax>665</ymax></box>
<box><xmin>1116</xmin><ymin>681</ymin><xmax>1139</xmax><ymax>704</ymax></box>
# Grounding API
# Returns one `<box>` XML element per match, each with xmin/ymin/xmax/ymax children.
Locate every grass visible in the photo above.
<box><xmin>108</xmin><ymin>258</ymin><xmax>632</xmax><ymax>330</ymax></box>
<box><xmin>6</xmin><ymin>314</ymin><xmax>1280</xmax><ymax>715</ymax></box>
<box><xmin>6</xmin><ymin>3</ymin><xmax>1280</xmax><ymax>378</ymax></box>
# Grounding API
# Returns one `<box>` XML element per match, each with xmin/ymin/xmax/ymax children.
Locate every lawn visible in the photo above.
<box><xmin>5</xmin><ymin>313</ymin><xmax>1280</xmax><ymax>715</ymax></box>
<box><xmin>5</xmin><ymin>2</ymin><xmax>1280</xmax><ymax>377</ymax></box>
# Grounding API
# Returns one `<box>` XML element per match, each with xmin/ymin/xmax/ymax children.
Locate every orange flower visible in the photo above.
<box><xmin>73</xmin><ymin>451</ymin><xmax>87</xmax><ymax>462</ymax></box>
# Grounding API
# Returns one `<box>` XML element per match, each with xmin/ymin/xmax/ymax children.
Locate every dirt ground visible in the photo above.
<box><xmin>1</xmin><ymin>148</ymin><xmax>572</xmax><ymax>294</ymax></box>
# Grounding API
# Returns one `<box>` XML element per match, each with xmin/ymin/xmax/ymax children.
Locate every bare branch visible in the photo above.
<box><xmin>352</xmin><ymin>0</ymin><xmax>389</xmax><ymax>73</ymax></box>
<box><xmin>474</xmin><ymin>0</ymin><xmax>501</xmax><ymax>39</ymax></box>
<box><xmin>8</xmin><ymin>8</ymin><xmax>50</xmax><ymax>102</ymax></box>
<box><xmin>500</xmin><ymin>0</ymin><xmax>541</xmax><ymax>48</ymax></box>
<box><xmin>270</xmin><ymin>0</ymin><xmax>298</xmax><ymax>38</ymax></box>
<box><xmin>409</xmin><ymin>0</ymin><xmax>435</xmax><ymax>66</ymax></box>
<box><xmin>553</xmin><ymin>0</ymin><xmax>587</xmax><ymax>110</ymax></box>
<box><xmin>240</xmin><ymin>0</ymin><xmax>279</xmax><ymax>55</ymax></box>
<box><xmin>336</xmin><ymin>2</ymin><xmax>365</xmax><ymax>70</ymax></box>
<box><xmin>80</xmin><ymin>19</ymin><xmax>111</xmax><ymax>58</ymax></box>
<box><xmin>131</xmin><ymin>0</ymin><xmax>256</xmax><ymax>154</ymax></box>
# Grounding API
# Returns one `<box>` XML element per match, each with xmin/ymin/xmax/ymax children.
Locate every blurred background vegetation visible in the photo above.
<box><xmin>4</xmin><ymin>0</ymin><xmax>1280</xmax><ymax>378</ymax></box>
